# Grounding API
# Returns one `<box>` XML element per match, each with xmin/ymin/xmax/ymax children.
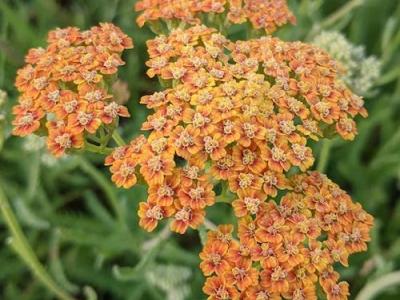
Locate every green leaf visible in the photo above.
<box><xmin>84</xmin><ymin>286</ymin><xmax>98</xmax><ymax>300</ymax></box>
<box><xmin>113</xmin><ymin>244</ymin><xmax>160</xmax><ymax>282</ymax></box>
<box><xmin>14</xmin><ymin>198</ymin><xmax>49</xmax><ymax>230</ymax></box>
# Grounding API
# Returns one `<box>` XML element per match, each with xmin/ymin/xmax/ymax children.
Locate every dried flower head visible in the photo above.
<box><xmin>106</xmin><ymin>25</ymin><xmax>368</xmax><ymax>235</ymax></box>
<box><xmin>12</xmin><ymin>23</ymin><xmax>133</xmax><ymax>156</ymax></box>
<box><xmin>135</xmin><ymin>0</ymin><xmax>296</xmax><ymax>34</ymax></box>
<box><xmin>200</xmin><ymin>172</ymin><xmax>373</xmax><ymax>300</ymax></box>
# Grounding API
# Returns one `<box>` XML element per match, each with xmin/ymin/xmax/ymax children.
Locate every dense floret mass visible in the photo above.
<box><xmin>106</xmin><ymin>25</ymin><xmax>368</xmax><ymax>235</ymax></box>
<box><xmin>12</xmin><ymin>23</ymin><xmax>133</xmax><ymax>156</ymax></box>
<box><xmin>11</xmin><ymin>5</ymin><xmax>374</xmax><ymax>300</ymax></box>
<box><xmin>135</xmin><ymin>0</ymin><xmax>296</xmax><ymax>33</ymax></box>
<box><xmin>201</xmin><ymin>172</ymin><xmax>373</xmax><ymax>300</ymax></box>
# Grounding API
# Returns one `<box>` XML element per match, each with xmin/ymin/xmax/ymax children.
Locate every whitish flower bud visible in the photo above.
<box><xmin>313</xmin><ymin>31</ymin><xmax>381</xmax><ymax>95</ymax></box>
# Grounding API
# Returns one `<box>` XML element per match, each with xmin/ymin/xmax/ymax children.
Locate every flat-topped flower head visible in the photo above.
<box><xmin>10</xmin><ymin>5</ymin><xmax>374</xmax><ymax>300</ymax></box>
<box><xmin>135</xmin><ymin>0</ymin><xmax>295</xmax><ymax>34</ymax></box>
<box><xmin>200</xmin><ymin>172</ymin><xmax>373</xmax><ymax>300</ymax></box>
<box><xmin>13</xmin><ymin>23</ymin><xmax>133</xmax><ymax>156</ymax></box>
<box><xmin>106</xmin><ymin>25</ymin><xmax>369</xmax><ymax>237</ymax></box>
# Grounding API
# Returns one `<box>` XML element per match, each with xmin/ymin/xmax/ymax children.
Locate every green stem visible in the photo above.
<box><xmin>0</xmin><ymin>183</ymin><xmax>76</xmax><ymax>300</ymax></box>
<box><xmin>26</xmin><ymin>151</ymin><xmax>41</xmax><ymax>201</ymax></box>
<box><xmin>84</xmin><ymin>142</ymin><xmax>113</xmax><ymax>155</ymax></box>
<box><xmin>76</xmin><ymin>156</ymin><xmax>126</xmax><ymax>228</ymax></box>
<box><xmin>113</xmin><ymin>221</ymin><xmax>172</xmax><ymax>281</ymax></box>
<box><xmin>355</xmin><ymin>271</ymin><xmax>400</xmax><ymax>300</ymax></box>
<box><xmin>320</xmin><ymin>0</ymin><xmax>364</xmax><ymax>29</ymax></box>
<box><xmin>112</xmin><ymin>131</ymin><xmax>126</xmax><ymax>147</ymax></box>
<box><xmin>215</xmin><ymin>181</ymin><xmax>236</xmax><ymax>203</ymax></box>
<box><xmin>306</xmin><ymin>0</ymin><xmax>364</xmax><ymax>40</ymax></box>
<box><xmin>142</xmin><ymin>220</ymin><xmax>172</xmax><ymax>251</ymax></box>
<box><xmin>203</xmin><ymin>218</ymin><xmax>217</xmax><ymax>231</ymax></box>
<box><xmin>317</xmin><ymin>139</ymin><xmax>332</xmax><ymax>173</ymax></box>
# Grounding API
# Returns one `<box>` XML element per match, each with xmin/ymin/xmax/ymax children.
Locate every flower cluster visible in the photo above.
<box><xmin>12</xmin><ymin>23</ymin><xmax>133</xmax><ymax>156</ymax></box>
<box><xmin>200</xmin><ymin>171</ymin><xmax>373</xmax><ymax>300</ymax></box>
<box><xmin>10</xmin><ymin>5</ymin><xmax>374</xmax><ymax>300</ymax></box>
<box><xmin>312</xmin><ymin>31</ymin><xmax>381</xmax><ymax>95</ymax></box>
<box><xmin>135</xmin><ymin>0</ymin><xmax>296</xmax><ymax>34</ymax></box>
<box><xmin>106</xmin><ymin>25</ymin><xmax>368</xmax><ymax>234</ymax></box>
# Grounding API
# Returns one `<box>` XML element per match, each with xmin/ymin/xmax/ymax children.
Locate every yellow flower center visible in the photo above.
<box><xmin>204</xmin><ymin>136</ymin><xmax>219</xmax><ymax>154</ymax></box>
<box><xmin>147</xmin><ymin>155</ymin><xmax>163</xmax><ymax>172</ymax></box>
<box><xmin>175</xmin><ymin>207</ymin><xmax>191</xmax><ymax>222</ymax></box>
<box><xmin>242</xmin><ymin>149</ymin><xmax>255</xmax><ymax>165</ymax></box>
<box><xmin>63</xmin><ymin>100</ymin><xmax>78</xmax><ymax>113</ymax></box>
<box><xmin>244</xmin><ymin>197</ymin><xmax>260</xmax><ymax>214</ymax></box>
<box><xmin>271</xmin><ymin>266</ymin><xmax>287</xmax><ymax>281</ymax></box>
<box><xmin>146</xmin><ymin>206</ymin><xmax>163</xmax><ymax>220</ymax></box>
<box><xmin>19</xmin><ymin>113</ymin><xmax>34</xmax><ymax>126</ymax></box>
<box><xmin>188</xmin><ymin>186</ymin><xmax>205</xmax><ymax>200</ymax></box>
<box><xmin>55</xmin><ymin>133</ymin><xmax>72</xmax><ymax>149</ymax></box>
<box><xmin>157</xmin><ymin>185</ymin><xmax>174</xmax><ymax>197</ymax></box>
<box><xmin>271</xmin><ymin>147</ymin><xmax>286</xmax><ymax>162</ymax></box>
<box><xmin>77</xmin><ymin>111</ymin><xmax>93</xmax><ymax>126</ymax></box>
<box><xmin>150</xmin><ymin>137</ymin><xmax>167</xmax><ymax>154</ymax></box>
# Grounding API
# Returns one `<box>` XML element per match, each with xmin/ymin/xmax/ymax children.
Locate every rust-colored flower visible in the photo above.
<box><xmin>203</xmin><ymin>276</ymin><xmax>240</xmax><ymax>300</ymax></box>
<box><xmin>170</xmin><ymin>202</ymin><xmax>205</xmax><ymax>233</ymax></box>
<box><xmin>138</xmin><ymin>202</ymin><xmax>174</xmax><ymax>232</ymax></box>
<box><xmin>178</xmin><ymin>180</ymin><xmax>215</xmax><ymax>209</ymax></box>
<box><xmin>12</xmin><ymin>23</ymin><xmax>133</xmax><ymax>156</ymax></box>
<box><xmin>200</xmin><ymin>241</ymin><xmax>231</xmax><ymax>276</ymax></box>
<box><xmin>135</xmin><ymin>0</ymin><xmax>296</xmax><ymax>35</ymax></box>
<box><xmin>199</xmin><ymin>172</ymin><xmax>373</xmax><ymax>299</ymax></box>
<box><xmin>12</xmin><ymin>6</ymin><xmax>374</xmax><ymax>300</ymax></box>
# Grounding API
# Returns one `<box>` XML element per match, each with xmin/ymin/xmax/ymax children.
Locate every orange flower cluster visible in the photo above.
<box><xmin>12</xmin><ymin>23</ymin><xmax>132</xmax><ymax>156</ymax></box>
<box><xmin>106</xmin><ymin>25</ymin><xmax>367</xmax><ymax>234</ymax></box>
<box><xmin>200</xmin><ymin>171</ymin><xmax>373</xmax><ymax>300</ymax></box>
<box><xmin>135</xmin><ymin>0</ymin><xmax>295</xmax><ymax>33</ymax></box>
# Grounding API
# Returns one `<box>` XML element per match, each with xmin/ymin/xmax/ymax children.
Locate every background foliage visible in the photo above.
<box><xmin>0</xmin><ymin>0</ymin><xmax>400</xmax><ymax>299</ymax></box>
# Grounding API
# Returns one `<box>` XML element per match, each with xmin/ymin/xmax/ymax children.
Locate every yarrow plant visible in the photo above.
<box><xmin>135</xmin><ymin>0</ymin><xmax>296</xmax><ymax>34</ymax></box>
<box><xmin>11</xmin><ymin>1</ymin><xmax>373</xmax><ymax>299</ymax></box>
<box><xmin>200</xmin><ymin>172</ymin><xmax>372</xmax><ymax>299</ymax></box>
<box><xmin>13</xmin><ymin>23</ymin><xmax>132</xmax><ymax>157</ymax></box>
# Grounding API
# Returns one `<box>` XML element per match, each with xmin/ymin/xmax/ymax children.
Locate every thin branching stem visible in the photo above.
<box><xmin>112</xmin><ymin>130</ymin><xmax>126</xmax><ymax>146</ymax></box>
<box><xmin>76</xmin><ymin>156</ymin><xmax>126</xmax><ymax>228</ymax></box>
<box><xmin>306</xmin><ymin>0</ymin><xmax>364</xmax><ymax>40</ymax></box>
<box><xmin>355</xmin><ymin>271</ymin><xmax>400</xmax><ymax>300</ymax></box>
<box><xmin>320</xmin><ymin>0</ymin><xmax>364</xmax><ymax>29</ymax></box>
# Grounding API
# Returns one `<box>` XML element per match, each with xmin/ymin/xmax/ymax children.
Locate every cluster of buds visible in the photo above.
<box><xmin>200</xmin><ymin>172</ymin><xmax>373</xmax><ymax>300</ymax></box>
<box><xmin>135</xmin><ymin>0</ymin><xmax>295</xmax><ymax>34</ymax></box>
<box><xmin>106</xmin><ymin>24</ymin><xmax>367</xmax><ymax>234</ymax></box>
<box><xmin>12</xmin><ymin>23</ymin><xmax>132</xmax><ymax>156</ymax></box>
<box><xmin>312</xmin><ymin>31</ymin><xmax>381</xmax><ymax>95</ymax></box>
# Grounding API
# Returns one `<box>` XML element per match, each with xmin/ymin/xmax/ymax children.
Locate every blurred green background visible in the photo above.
<box><xmin>0</xmin><ymin>0</ymin><xmax>400</xmax><ymax>299</ymax></box>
